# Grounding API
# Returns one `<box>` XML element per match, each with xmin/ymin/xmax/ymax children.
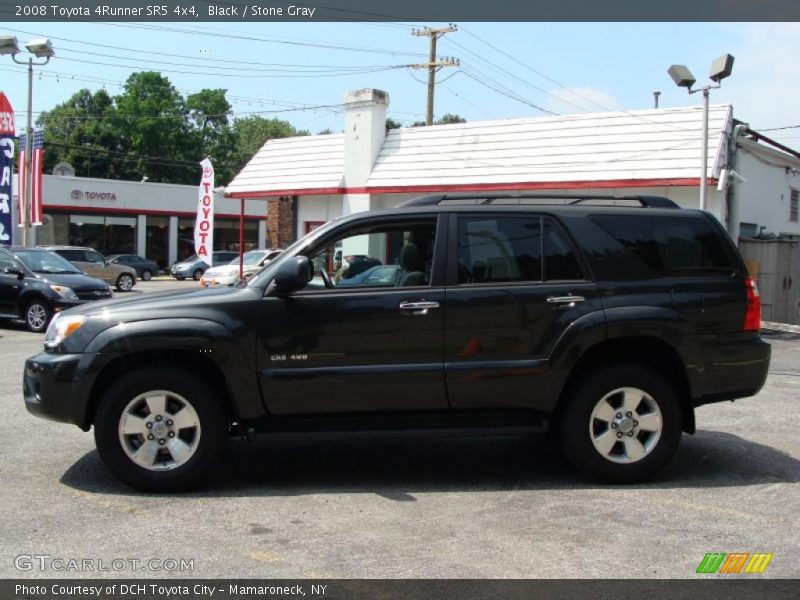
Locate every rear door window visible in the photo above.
<box><xmin>57</xmin><ymin>249</ymin><xmax>85</xmax><ymax>262</ymax></box>
<box><xmin>457</xmin><ymin>217</ymin><xmax>542</xmax><ymax>284</ymax></box>
<box><xmin>590</xmin><ymin>215</ymin><xmax>735</xmax><ymax>278</ymax></box>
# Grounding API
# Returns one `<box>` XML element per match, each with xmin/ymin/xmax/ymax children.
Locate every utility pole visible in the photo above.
<box><xmin>411</xmin><ymin>24</ymin><xmax>459</xmax><ymax>125</ymax></box>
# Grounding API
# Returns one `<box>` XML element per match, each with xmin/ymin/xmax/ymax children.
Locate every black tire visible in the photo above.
<box><xmin>559</xmin><ymin>364</ymin><xmax>682</xmax><ymax>483</ymax></box>
<box><xmin>175</xmin><ymin>275</ymin><xmax>185</xmax><ymax>281</ymax></box>
<box><xmin>24</xmin><ymin>298</ymin><xmax>52</xmax><ymax>333</ymax></box>
<box><xmin>94</xmin><ymin>367</ymin><xmax>229</xmax><ymax>492</ymax></box>
<box><xmin>141</xmin><ymin>270</ymin><xmax>152</xmax><ymax>281</ymax></box>
<box><xmin>192</xmin><ymin>269</ymin><xmax>203</xmax><ymax>281</ymax></box>
<box><xmin>116</xmin><ymin>273</ymin><xmax>135</xmax><ymax>292</ymax></box>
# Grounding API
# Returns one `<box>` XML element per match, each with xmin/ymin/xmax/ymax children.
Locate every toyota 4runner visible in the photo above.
<box><xmin>23</xmin><ymin>194</ymin><xmax>770</xmax><ymax>491</ymax></box>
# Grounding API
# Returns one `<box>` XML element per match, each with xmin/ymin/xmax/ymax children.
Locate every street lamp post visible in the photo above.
<box><xmin>0</xmin><ymin>36</ymin><xmax>54</xmax><ymax>247</ymax></box>
<box><xmin>668</xmin><ymin>54</ymin><xmax>734</xmax><ymax>212</ymax></box>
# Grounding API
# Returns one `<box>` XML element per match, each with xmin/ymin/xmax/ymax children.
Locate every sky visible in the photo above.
<box><xmin>0</xmin><ymin>21</ymin><xmax>798</xmax><ymax>149</ymax></box>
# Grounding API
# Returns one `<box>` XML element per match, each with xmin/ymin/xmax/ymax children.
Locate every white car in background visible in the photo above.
<box><xmin>199</xmin><ymin>249</ymin><xmax>283</xmax><ymax>288</ymax></box>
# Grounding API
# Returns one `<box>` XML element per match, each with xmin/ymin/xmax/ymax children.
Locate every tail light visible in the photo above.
<box><xmin>743</xmin><ymin>276</ymin><xmax>761</xmax><ymax>332</ymax></box>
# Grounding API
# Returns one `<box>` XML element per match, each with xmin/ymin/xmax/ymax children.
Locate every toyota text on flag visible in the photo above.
<box><xmin>195</xmin><ymin>158</ymin><xmax>214</xmax><ymax>260</ymax></box>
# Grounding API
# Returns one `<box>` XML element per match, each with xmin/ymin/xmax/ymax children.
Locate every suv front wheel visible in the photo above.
<box><xmin>559</xmin><ymin>364</ymin><xmax>682</xmax><ymax>483</ymax></box>
<box><xmin>24</xmin><ymin>299</ymin><xmax>52</xmax><ymax>333</ymax></box>
<box><xmin>94</xmin><ymin>367</ymin><xmax>228</xmax><ymax>492</ymax></box>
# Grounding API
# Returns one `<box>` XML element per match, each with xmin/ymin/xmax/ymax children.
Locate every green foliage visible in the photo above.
<box><xmin>231</xmin><ymin>116</ymin><xmax>308</xmax><ymax>169</ymax></box>
<box><xmin>411</xmin><ymin>113</ymin><xmax>467</xmax><ymax>127</ymax></box>
<box><xmin>385</xmin><ymin>118</ymin><xmax>403</xmax><ymax>131</ymax></box>
<box><xmin>37</xmin><ymin>72</ymin><xmax>311</xmax><ymax>186</ymax></box>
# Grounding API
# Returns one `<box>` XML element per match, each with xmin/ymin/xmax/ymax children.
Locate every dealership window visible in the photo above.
<box><xmin>791</xmin><ymin>189</ymin><xmax>799</xmax><ymax>223</ymax></box>
<box><xmin>146</xmin><ymin>215</ymin><xmax>169</xmax><ymax>270</ymax></box>
<box><xmin>178</xmin><ymin>217</ymin><xmax>259</xmax><ymax>261</ymax></box>
<box><xmin>214</xmin><ymin>219</ymin><xmax>258</xmax><ymax>253</ymax></box>
<box><xmin>65</xmin><ymin>214</ymin><xmax>136</xmax><ymax>255</ymax></box>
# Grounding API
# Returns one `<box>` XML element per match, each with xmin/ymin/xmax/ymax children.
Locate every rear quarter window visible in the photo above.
<box><xmin>588</xmin><ymin>214</ymin><xmax>737</xmax><ymax>280</ymax></box>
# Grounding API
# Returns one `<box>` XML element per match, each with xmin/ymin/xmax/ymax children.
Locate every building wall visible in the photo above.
<box><xmin>12</xmin><ymin>174</ymin><xmax>268</xmax><ymax>269</ymax></box>
<box><xmin>736</xmin><ymin>150</ymin><xmax>800</xmax><ymax>238</ymax></box>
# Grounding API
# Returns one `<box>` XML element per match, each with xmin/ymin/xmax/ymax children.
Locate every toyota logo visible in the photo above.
<box><xmin>71</xmin><ymin>189</ymin><xmax>84</xmax><ymax>200</ymax></box>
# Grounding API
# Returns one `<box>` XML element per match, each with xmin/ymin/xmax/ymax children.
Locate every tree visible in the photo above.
<box><xmin>411</xmin><ymin>113</ymin><xmax>467</xmax><ymax>127</ymax></box>
<box><xmin>36</xmin><ymin>71</ymin><xmax>318</xmax><ymax>186</ymax></box>
<box><xmin>113</xmin><ymin>71</ymin><xmax>192</xmax><ymax>183</ymax></box>
<box><xmin>385</xmin><ymin>118</ymin><xmax>403</xmax><ymax>131</ymax></box>
<box><xmin>186</xmin><ymin>88</ymin><xmax>236</xmax><ymax>184</ymax></box>
<box><xmin>436</xmin><ymin>113</ymin><xmax>467</xmax><ymax>125</ymax></box>
<box><xmin>36</xmin><ymin>88</ymin><xmax>119</xmax><ymax>178</ymax></box>
<box><xmin>232</xmin><ymin>116</ymin><xmax>309</xmax><ymax>168</ymax></box>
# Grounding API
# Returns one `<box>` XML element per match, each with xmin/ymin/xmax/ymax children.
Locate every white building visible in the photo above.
<box><xmin>226</xmin><ymin>88</ymin><xmax>800</xmax><ymax>249</ymax></box>
<box><xmin>12</xmin><ymin>173</ymin><xmax>268</xmax><ymax>269</ymax></box>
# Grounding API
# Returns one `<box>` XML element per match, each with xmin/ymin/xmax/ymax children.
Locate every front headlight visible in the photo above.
<box><xmin>49</xmin><ymin>284</ymin><xmax>79</xmax><ymax>300</ymax></box>
<box><xmin>44</xmin><ymin>314</ymin><xmax>87</xmax><ymax>349</ymax></box>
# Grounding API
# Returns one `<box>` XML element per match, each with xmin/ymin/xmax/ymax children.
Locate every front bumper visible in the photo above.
<box><xmin>23</xmin><ymin>352</ymin><xmax>96</xmax><ymax>430</ymax></box>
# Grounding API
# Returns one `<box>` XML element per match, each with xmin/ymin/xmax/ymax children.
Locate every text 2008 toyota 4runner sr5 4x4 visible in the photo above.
<box><xmin>23</xmin><ymin>194</ymin><xmax>770</xmax><ymax>491</ymax></box>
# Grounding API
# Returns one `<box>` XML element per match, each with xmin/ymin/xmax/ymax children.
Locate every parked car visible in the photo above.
<box><xmin>0</xmin><ymin>247</ymin><xmax>112</xmax><ymax>332</ymax></box>
<box><xmin>107</xmin><ymin>254</ymin><xmax>160</xmax><ymax>281</ymax></box>
<box><xmin>170</xmin><ymin>251</ymin><xmax>238</xmax><ymax>280</ymax></box>
<box><xmin>335</xmin><ymin>254</ymin><xmax>382</xmax><ymax>281</ymax></box>
<box><xmin>199</xmin><ymin>249</ymin><xmax>283</xmax><ymax>288</ymax></box>
<box><xmin>40</xmin><ymin>246</ymin><xmax>137</xmax><ymax>292</ymax></box>
<box><xmin>336</xmin><ymin>264</ymin><xmax>402</xmax><ymax>287</ymax></box>
<box><xmin>24</xmin><ymin>194</ymin><xmax>770</xmax><ymax>492</ymax></box>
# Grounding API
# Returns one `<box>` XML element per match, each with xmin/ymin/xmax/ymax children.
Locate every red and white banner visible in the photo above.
<box><xmin>16</xmin><ymin>127</ymin><xmax>44</xmax><ymax>227</ymax></box>
<box><xmin>194</xmin><ymin>158</ymin><xmax>214</xmax><ymax>260</ymax></box>
<box><xmin>0</xmin><ymin>92</ymin><xmax>13</xmax><ymax>245</ymax></box>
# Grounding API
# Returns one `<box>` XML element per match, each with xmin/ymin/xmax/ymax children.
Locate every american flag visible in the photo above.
<box><xmin>16</xmin><ymin>128</ymin><xmax>44</xmax><ymax>227</ymax></box>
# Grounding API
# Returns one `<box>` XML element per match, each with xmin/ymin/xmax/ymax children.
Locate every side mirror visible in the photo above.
<box><xmin>274</xmin><ymin>256</ymin><xmax>311</xmax><ymax>295</ymax></box>
<box><xmin>5</xmin><ymin>267</ymin><xmax>25</xmax><ymax>279</ymax></box>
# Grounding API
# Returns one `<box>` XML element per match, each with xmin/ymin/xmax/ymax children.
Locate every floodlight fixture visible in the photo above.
<box><xmin>667</xmin><ymin>64</ymin><xmax>696</xmax><ymax>89</ymax></box>
<box><xmin>709</xmin><ymin>53</ymin><xmax>735</xmax><ymax>83</ymax></box>
<box><xmin>0</xmin><ymin>35</ymin><xmax>20</xmax><ymax>56</ymax></box>
<box><xmin>25</xmin><ymin>38</ymin><xmax>54</xmax><ymax>58</ymax></box>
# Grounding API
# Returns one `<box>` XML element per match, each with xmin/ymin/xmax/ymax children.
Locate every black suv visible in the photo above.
<box><xmin>1</xmin><ymin>247</ymin><xmax>113</xmax><ymax>332</ymax></box>
<box><xmin>22</xmin><ymin>195</ymin><xmax>770</xmax><ymax>491</ymax></box>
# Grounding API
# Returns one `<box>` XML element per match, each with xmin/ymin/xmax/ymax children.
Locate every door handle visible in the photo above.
<box><xmin>546</xmin><ymin>295</ymin><xmax>586</xmax><ymax>307</ymax></box>
<box><xmin>399</xmin><ymin>300</ymin><xmax>440</xmax><ymax>315</ymax></box>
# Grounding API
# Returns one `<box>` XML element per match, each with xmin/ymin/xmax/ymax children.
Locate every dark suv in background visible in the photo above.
<box><xmin>23</xmin><ymin>194</ymin><xmax>769</xmax><ymax>491</ymax></box>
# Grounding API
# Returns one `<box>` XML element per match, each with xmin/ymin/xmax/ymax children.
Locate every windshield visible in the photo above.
<box><xmin>225</xmin><ymin>251</ymin><xmax>266</xmax><ymax>267</ymax></box>
<box><xmin>15</xmin><ymin>250</ymin><xmax>83</xmax><ymax>275</ymax></box>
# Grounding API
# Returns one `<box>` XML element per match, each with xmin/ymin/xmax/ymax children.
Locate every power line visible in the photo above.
<box><xmin>458</xmin><ymin>26</ymin><xmax>610</xmax><ymax>112</ymax></box>
<box><xmin>51</xmin><ymin>54</ymin><xmax>409</xmax><ymax>79</ymax></box>
<box><xmin>443</xmin><ymin>38</ymin><xmax>588</xmax><ymax>114</ymax></box>
<box><xmin>758</xmin><ymin>124</ymin><xmax>800</xmax><ymax>132</ymax></box>
<box><xmin>95</xmin><ymin>22</ymin><xmax>428</xmax><ymax>58</ymax></box>
<box><xmin>460</xmin><ymin>68</ymin><xmax>557</xmax><ymax>116</ymax></box>
<box><xmin>7</xmin><ymin>27</ymin><xmax>407</xmax><ymax>70</ymax></box>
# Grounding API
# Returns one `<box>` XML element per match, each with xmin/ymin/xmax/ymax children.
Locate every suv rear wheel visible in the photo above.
<box><xmin>94</xmin><ymin>367</ymin><xmax>229</xmax><ymax>492</ymax></box>
<box><xmin>559</xmin><ymin>364</ymin><xmax>682</xmax><ymax>483</ymax></box>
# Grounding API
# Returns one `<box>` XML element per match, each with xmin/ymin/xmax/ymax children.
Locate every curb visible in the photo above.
<box><xmin>761</xmin><ymin>321</ymin><xmax>800</xmax><ymax>334</ymax></box>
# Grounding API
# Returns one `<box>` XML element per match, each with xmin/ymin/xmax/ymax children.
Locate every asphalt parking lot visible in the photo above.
<box><xmin>0</xmin><ymin>279</ymin><xmax>798</xmax><ymax>579</ymax></box>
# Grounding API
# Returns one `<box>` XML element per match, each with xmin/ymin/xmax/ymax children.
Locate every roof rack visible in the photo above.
<box><xmin>398</xmin><ymin>193</ymin><xmax>680</xmax><ymax>209</ymax></box>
